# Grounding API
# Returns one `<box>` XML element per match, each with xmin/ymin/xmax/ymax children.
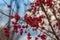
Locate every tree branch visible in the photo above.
<box><xmin>40</xmin><ymin>3</ymin><xmax>60</xmax><ymax>40</ymax></box>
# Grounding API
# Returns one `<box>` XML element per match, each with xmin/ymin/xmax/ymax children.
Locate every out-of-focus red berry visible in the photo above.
<box><xmin>7</xmin><ymin>5</ymin><xmax>11</xmax><ymax>8</ymax></box>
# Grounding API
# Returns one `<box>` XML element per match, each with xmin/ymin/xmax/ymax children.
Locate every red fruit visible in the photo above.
<box><xmin>35</xmin><ymin>0</ymin><xmax>40</xmax><ymax>6</ymax></box>
<box><xmin>32</xmin><ymin>21</ymin><xmax>39</xmax><ymax>29</ymax></box>
<box><xmin>12</xmin><ymin>21</ymin><xmax>17</xmax><ymax>25</ymax></box>
<box><xmin>17</xmin><ymin>25</ymin><xmax>21</xmax><ymax>28</ymax></box>
<box><xmin>22</xmin><ymin>26</ymin><xmax>25</xmax><ymax>29</ymax></box>
<box><xmin>13</xmin><ymin>25</ymin><xmax>18</xmax><ymax>33</ymax></box>
<box><xmin>25</xmin><ymin>24</ymin><xmax>28</xmax><ymax>28</ymax></box>
<box><xmin>56</xmin><ymin>22</ymin><xmax>58</xmax><ymax>26</ymax></box>
<box><xmin>4</xmin><ymin>28</ymin><xmax>9</xmax><ymax>33</ymax></box>
<box><xmin>28</xmin><ymin>33</ymin><xmax>31</xmax><ymax>37</ymax></box>
<box><xmin>13</xmin><ymin>25</ymin><xmax>17</xmax><ymax>28</ymax></box>
<box><xmin>28</xmin><ymin>17</ymin><xmax>33</xmax><ymax>23</ymax></box>
<box><xmin>40</xmin><ymin>15</ymin><xmax>46</xmax><ymax>18</ymax></box>
<box><xmin>7</xmin><ymin>5</ymin><xmax>11</xmax><ymax>8</ymax></box>
<box><xmin>24</xmin><ymin>14</ymin><xmax>28</xmax><ymax>21</ymax></box>
<box><xmin>14</xmin><ymin>28</ymin><xmax>18</xmax><ymax>33</ymax></box>
<box><xmin>41</xmin><ymin>21</ymin><xmax>44</xmax><ymax>25</ymax></box>
<box><xmin>37</xmin><ymin>19</ymin><xmax>41</xmax><ymax>22</ymax></box>
<box><xmin>53</xmin><ymin>24</ymin><xmax>55</xmax><ymax>28</ymax></box>
<box><xmin>15</xmin><ymin>14</ymin><xmax>20</xmax><ymax>22</ymax></box>
<box><xmin>27</xmin><ymin>33</ymin><xmax>32</xmax><ymax>40</ymax></box>
<box><xmin>40</xmin><ymin>34</ymin><xmax>46</xmax><ymax>40</ymax></box>
<box><xmin>4</xmin><ymin>28</ymin><xmax>10</xmax><ymax>38</ymax></box>
<box><xmin>5</xmin><ymin>33</ymin><xmax>9</xmax><ymax>38</ymax></box>
<box><xmin>45</xmin><ymin>0</ymin><xmax>53</xmax><ymax>7</ymax></box>
<box><xmin>32</xmin><ymin>23</ymin><xmax>37</xmax><ymax>27</ymax></box>
<box><xmin>35</xmin><ymin>37</ymin><xmax>38</xmax><ymax>40</ymax></box>
<box><xmin>20</xmin><ymin>29</ymin><xmax>23</xmax><ymax>35</ymax></box>
<box><xmin>41</xmin><ymin>27</ymin><xmax>45</xmax><ymax>30</ymax></box>
<box><xmin>37</xmin><ymin>17</ymin><xmax>42</xmax><ymax>23</ymax></box>
<box><xmin>28</xmin><ymin>8</ymin><xmax>33</xmax><ymax>12</ymax></box>
<box><xmin>27</xmin><ymin>36</ymin><xmax>32</xmax><ymax>40</ymax></box>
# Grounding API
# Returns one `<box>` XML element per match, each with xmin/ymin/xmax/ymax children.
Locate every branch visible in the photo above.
<box><xmin>40</xmin><ymin>3</ymin><xmax>60</xmax><ymax>40</ymax></box>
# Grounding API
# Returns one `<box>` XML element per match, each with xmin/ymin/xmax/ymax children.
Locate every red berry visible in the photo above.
<box><xmin>15</xmin><ymin>14</ymin><xmax>20</xmax><ymax>22</ymax></box>
<box><xmin>12</xmin><ymin>21</ymin><xmax>17</xmax><ymax>25</ymax></box>
<box><xmin>20</xmin><ymin>29</ymin><xmax>23</xmax><ymax>35</ymax></box>
<box><xmin>41</xmin><ymin>27</ymin><xmax>45</xmax><ymax>30</ymax></box>
<box><xmin>56</xmin><ymin>22</ymin><xmax>58</xmax><ymax>26</ymax></box>
<box><xmin>27</xmin><ymin>36</ymin><xmax>32</xmax><ymax>40</ymax></box>
<box><xmin>28</xmin><ymin>33</ymin><xmax>31</xmax><ymax>37</ymax></box>
<box><xmin>35</xmin><ymin>37</ymin><xmax>38</xmax><ymax>40</ymax></box>
<box><xmin>4</xmin><ymin>28</ymin><xmax>10</xmax><ymax>38</ymax></box>
<box><xmin>25</xmin><ymin>24</ymin><xmax>28</xmax><ymax>28</ymax></box>
<box><xmin>28</xmin><ymin>8</ymin><xmax>33</xmax><ymax>12</ymax></box>
<box><xmin>35</xmin><ymin>0</ymin><xmax>40</xmax><ymax>6</ymax></box>
<box><xmin>17</xmin><ymin>25</ymin><xmax>21</xmax><ymax>28</ymax></box>
<box><xmin>22</xmin><ymin>26</ymin><xmax>25</xmax><ymax>29</ymax></box>
<box><xmin>40</xmin><ymin>34</ymin><xmax>46</xmax><ymax>40</ymax></box>
<box><xmin>7</xmin><ymin>5</ymin><xmax>11</xmax><ymax>8</ymax></box>
<box><xmin>41</xmin><ymin>21</ymin><xmax>44</xmax><ymax>25</ymax></box>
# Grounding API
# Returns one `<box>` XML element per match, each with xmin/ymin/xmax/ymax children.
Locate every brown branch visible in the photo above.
<box><xmin>40</xmin><ymin>3</ymin><xmax>60</xmax><ymax>40</ymax></box>
<box><xmin>0</xmin><ymin>10</ymin><xmax>9</xmax><ymax>17</ymax></box>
